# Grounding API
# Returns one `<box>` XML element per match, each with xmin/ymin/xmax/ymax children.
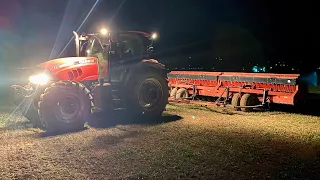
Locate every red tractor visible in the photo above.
<box><xmin>11</xmin><ymin>29</ymin><xmax>169</xmax><ymax>132</ymax></box>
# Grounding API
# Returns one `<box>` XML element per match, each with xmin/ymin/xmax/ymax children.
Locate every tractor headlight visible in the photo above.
<box><xmin>29</xmin><ymin>73</ymin><xmax>49</xmax><ymax>85</ymax></box>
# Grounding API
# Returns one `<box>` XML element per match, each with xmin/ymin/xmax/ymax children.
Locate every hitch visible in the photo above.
<box><xmin>10</xmin><ymin>84</ymin><xmax>34</xmax><ymax>97</ymax></box>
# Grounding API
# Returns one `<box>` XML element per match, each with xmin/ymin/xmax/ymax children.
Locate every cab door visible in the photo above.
<box><xmin>108</xmin><ymin>33</ymin><xmax>146</xmax><ymax>82</ymax></box>
<box><xmin>85</xmin><ymin>38</ymin><xmax>109</xmax><ymax>80</ymax></box>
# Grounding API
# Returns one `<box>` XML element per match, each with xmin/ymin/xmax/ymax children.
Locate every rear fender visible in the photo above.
<box><xmin>122</xmin><ymin>60</ymin><xmax>168</xmax><ymax>86</ymax></box>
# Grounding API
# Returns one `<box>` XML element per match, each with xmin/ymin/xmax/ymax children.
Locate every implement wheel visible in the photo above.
<box><xmin>175</xmin><ymin>88</ymin><xmax>189</xmax><ymax>99</ymax></box>
<box><xmin>170</xmin><ymin>87</ymin><xmax>178</xmax><ymax>98</ymax></box>
<box><xmin>240</xmin><ymin>93</ymin><xmax>258</xmax><ymax>112</ymax></box>
<box><xmin>38</xmin><ymin>81</ymin><xmax>92</xmax><ymax>133</ymax></box>
<box><xmin>231</xmin><ymin>93</ymin><xmax>241</xmax><ymax>111</ymax></box>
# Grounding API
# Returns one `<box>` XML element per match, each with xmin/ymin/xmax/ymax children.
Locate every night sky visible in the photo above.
<box><xmin>0</xmin><ymin>0</ymin><xmax>313</xmax><ymax>74</ymax></box>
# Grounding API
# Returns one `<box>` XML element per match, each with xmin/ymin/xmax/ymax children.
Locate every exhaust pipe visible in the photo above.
<box><xmin>73</xmin><ymin>31</ymin><xmax>80</xmax><ymax>57</ymax></box>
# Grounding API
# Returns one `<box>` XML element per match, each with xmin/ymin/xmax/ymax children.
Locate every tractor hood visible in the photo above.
<box><xmin>36</xmin><ymin>57</ymin><xmax>97</xmax><ymax>72</ymax></box>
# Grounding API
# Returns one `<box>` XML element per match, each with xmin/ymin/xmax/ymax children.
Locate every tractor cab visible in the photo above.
<box><xmin>74</xmin><ymin>29</ymin><xmax>157</xmax><ymax>82</ymax></box>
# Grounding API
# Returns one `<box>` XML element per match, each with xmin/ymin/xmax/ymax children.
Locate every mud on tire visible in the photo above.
<box><xmin>38</xmin><ymin>81</ymin><xmax>93</xmax><ymax>133</ymax></box>
<box><xmin>127</xmin><ymin>71</ymin><xmax>169</xmax><ymax>117</ymax></box>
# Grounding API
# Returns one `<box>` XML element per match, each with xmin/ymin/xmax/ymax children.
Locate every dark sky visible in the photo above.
<box><xmin>0</xmin><ymin>0</ymin><xmax>313</xmax><ymax>73</ymax></box>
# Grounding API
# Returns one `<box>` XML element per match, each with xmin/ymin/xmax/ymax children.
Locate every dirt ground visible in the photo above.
<box><xmin>0</xmin><ymin>103</ymin><xmax>320</xmax><ymax>180</ymax></box>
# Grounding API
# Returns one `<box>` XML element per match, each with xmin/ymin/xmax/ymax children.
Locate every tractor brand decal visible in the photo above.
<box><xmin>52</xmin><ymin>59</ymin><xmax>95</xmax><ymax>69</ymax></box>
<box><xmin>78</xmin><ymin>59</ymin><xmax>94</xmax><ymax>64</ymax></box>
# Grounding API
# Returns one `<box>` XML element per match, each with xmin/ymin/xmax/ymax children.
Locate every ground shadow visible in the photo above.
<box><xmin>38</xmin><ymin>127</ymin><xmax>89</xmax><ymax>137</ymax></box>
<box><xmin>88</xmin><ymin>111</ymin><xmax>183</xmax><ymax>129</ymax></box>
<box><xmin>170</xmin><ymin>100</ymin><xmax>320</xmax><ymax>117</ymax></box>
<box><xmin>34</xmin><ymin>112</ymin><xmax>182</xmax><ymax>137</ymax></box>
<box><xmin>169</xmin><ymin>102</ymin><xmax>237</xmax><ymax>115</ymax></box>
<box><xmin>268</xmin><ymin>100</ymin><xmax>320</xmax><ymax>116</ymax></box>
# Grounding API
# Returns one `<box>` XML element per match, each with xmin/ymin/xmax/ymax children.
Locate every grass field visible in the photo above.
<box><xmin>0</xmin><ymin>103</ymin><xmax>320</xmax><ymax>180</ymax></box>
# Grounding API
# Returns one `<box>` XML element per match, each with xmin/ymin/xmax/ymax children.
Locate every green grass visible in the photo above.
<box><xmin>0</xmin><ymin>103</ymin><xmax>320</xmax><ymax>179</ymax></box>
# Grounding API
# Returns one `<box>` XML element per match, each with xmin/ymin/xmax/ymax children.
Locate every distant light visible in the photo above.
<box><xmin>252</xmin><ymin>66</ymin><xmax>258</xmax><ymax>72</ymax></box>
<box><xmin>100</xmin><ymin>28</ymin><xmax>108</xmax><ymax>35</ymax></box>
<box><xmin>151</xmin><ymin>33</ymin><xmax>157</xmax><ymax>39</ymax></box>
<box><xmin>252</xmin><ymin>66</ymin><xmax>266</xmax><ymax>73</ymax></box>
<box><xmin>86</xmin><ymin>50</ymin><xmax>90</xmax><ymax>54</ymax></box>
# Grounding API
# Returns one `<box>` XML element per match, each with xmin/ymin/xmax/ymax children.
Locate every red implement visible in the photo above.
<box><xmin>168</xmin><ymin>71</ymin><xmax>304</xmax><ymax>110</ymax></box>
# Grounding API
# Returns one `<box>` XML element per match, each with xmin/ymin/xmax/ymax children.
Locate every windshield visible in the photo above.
<box><xmin>83</xmin><ymin>37</ymin><xmax>109</xmax><ymax>78</ymax></box>
<box><xmin>85</xmin><ymin>38</ymin><xmax>103</xmax><ymax>57</ymax></box>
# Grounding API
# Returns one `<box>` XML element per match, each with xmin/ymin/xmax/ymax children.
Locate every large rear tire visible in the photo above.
<box><xmin>38</xmin><ymin>81</ymin><xmax>93</xmax><ymax>133</ymax></box>
<box><xmin>127</xmin><ymin>71</ymin><xmax>168</xmax><ymax>117</ymax></box>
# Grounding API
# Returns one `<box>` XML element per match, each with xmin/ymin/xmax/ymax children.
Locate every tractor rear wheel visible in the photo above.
<box><xmin>38</xmin><ymin>81</ymin><xmax>92</xmax><ymax>133</ymax></box>
<box><xmin>127</xmin><ymin>71</ymin><xmax>168</xmax><ymax>117</ymax></box>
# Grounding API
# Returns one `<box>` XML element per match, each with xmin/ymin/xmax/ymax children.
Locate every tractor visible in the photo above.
<box><xmin>10</xmin><ymin>28</ymin><xmax>169</xmax><ymax>132</ymax></box>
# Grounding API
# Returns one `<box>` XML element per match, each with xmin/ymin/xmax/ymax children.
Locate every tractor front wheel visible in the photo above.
<box><xmin>38</xmin><ymin>81</ymin><xmax>92</xmax><ymax>133</ymax></box>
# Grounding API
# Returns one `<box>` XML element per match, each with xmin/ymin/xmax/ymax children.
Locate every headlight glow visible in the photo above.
<box><xmin>100</xmin><ymin>28</ymin><xmax>108</xmax><ymax>35</ymax></box>
<box><xmin>29</xmin><ymin>74</ymin><xmax>49</xmax><ymax>85</ymax></box>
<box><xmin>151</xmin><ymin>33</ymin><xmax>157</xmax><ymax>39</ymax></box>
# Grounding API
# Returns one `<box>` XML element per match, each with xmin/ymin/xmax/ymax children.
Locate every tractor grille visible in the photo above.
<box><xmin>68</xmin><ymin>68</ymin><xmax>83</xmax><ymax>80</ymax></box>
